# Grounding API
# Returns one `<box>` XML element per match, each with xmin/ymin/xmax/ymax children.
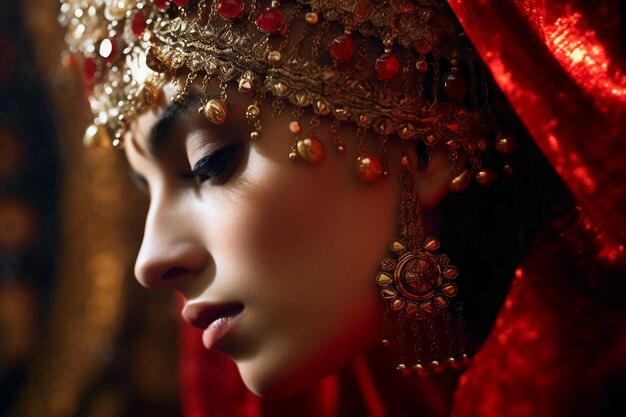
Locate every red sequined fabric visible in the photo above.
<box><xmin>448</xmin><ymin>0</ymin><xmax>626</xmax><ymax>415</ymax></box>
<box><xmin>448</xmin><ymin>0</ymin><xmax>626</xmax><ymax>251</ymax></box>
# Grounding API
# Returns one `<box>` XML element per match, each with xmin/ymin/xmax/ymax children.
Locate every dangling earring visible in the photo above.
<box><xmin>376</xmin><ymin>150</ymin><xmax>468</xmax><ymax>375</ymax></box>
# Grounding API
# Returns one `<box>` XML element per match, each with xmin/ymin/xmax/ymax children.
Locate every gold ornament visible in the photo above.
<box><xmin>202</xmin><ymin>99</ymin><xmax>228</xmax><ymax>124</ymax></box>
<box><xmin>296</xmin><ymin>138</ymin><xmax>324</xmax><ymax>164</ymax></box>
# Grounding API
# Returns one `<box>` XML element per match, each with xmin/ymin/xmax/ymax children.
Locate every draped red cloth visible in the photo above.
<box><xmin>447</xmin><ymin>1</ymin><xmax>626</xmax><ymax>416</ymax></box>
<box><xmin>179</xmin><ymin>1</ymin><xmax>626</xmax><ymax>415</ymax></box>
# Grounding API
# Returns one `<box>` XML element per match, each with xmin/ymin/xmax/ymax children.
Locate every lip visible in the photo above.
<box><xmin>182</xmin><ymin>301</ymin><xmax>244</xmax><ymax>350</ymax></box>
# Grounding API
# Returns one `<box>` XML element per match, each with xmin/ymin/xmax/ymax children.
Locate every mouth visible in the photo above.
<box><xmin>182</xmin><ymin>301</ymin><xmax>244</xmax><ymax>350</ymax></box>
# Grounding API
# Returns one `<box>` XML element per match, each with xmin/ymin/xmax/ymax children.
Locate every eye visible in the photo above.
<box><xmin>179</xmin><ymin>143</ymin><xmax>241</xmax><ymax>185</ymax></box>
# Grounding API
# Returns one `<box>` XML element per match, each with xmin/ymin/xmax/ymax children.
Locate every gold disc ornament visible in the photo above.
<box><xmin>377</xmin><ymin>236</ymin><xmax>458</xmax><ymax>319</ymax></box>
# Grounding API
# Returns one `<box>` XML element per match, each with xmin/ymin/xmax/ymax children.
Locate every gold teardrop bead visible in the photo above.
<box><xmin>443</xmin><ymin>284</ymin><xmax>458</xmax><ymax>297</ymax></box>
<box><xmin>392</xmin><ymin>298</ymin><xmax>405</xmax><ymax>310</ymax></box>
<box><xmin>449</xmin><ymin>168</ymin><xmax>472</xmax><ymax>193</ymax></box>
<box><xmin>376</xmin><ymin>273</ymin><xmax>392</xmax><ymax>286</ymax></box>
<box><xmin>381</xmin><ymin>289</ymin><xmax>397</xmax><ymax>300</ymax></box>
<box><xmin>434</xmin><ymin>296</ymin><xmax>448</xmax><ymax>307</ymax></box>
<box><xmin>474</xmin><ymin>168</ymin><xmax>498</xmax><ymax>186</ymax></box>
<box><xmin>420</xmin><ymin>300</ymin><xmax>434</xmax><ymax>314</ymax></box>
<box><xmin>202</xmin><ymin>99</ymin><xmax>228</xmax><ymax>124</ymax></box>
<box><xmin>406</xmin><ymin>303</ymin><xmax>418</xmax><ymax>315</ymax></box>
<box><xmin>443</xmin><ymin>265</ymin><xmax>459</xmax><ymax>279</ymax></box>
<box><xmin>390</xmin><ymin>240</ymin><xmax>405</xmax><ymax>252</ymax></box>
<box><xmin>296</xmin><ymin>138</ymin><xmax>325</xmax><ymax>164</ymax></box>
<box><xmin>424</xmin><ymin>237</ymin><xmax>440</xmax><ymax>251</ymax></box>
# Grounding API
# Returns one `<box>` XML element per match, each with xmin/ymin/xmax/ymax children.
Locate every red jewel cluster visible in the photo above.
<box><xmin>215</xmin><ymin>0</ymin><xmax>285</xmax><ymax>34</ymax></box>
<box><xmin>328</xmin><ymin>32</ymin><xmax>401</xmax><ymax>80</ymax></box>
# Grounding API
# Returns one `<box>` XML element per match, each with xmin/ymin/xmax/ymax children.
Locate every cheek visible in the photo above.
<box><xmin>209</xmin><ymin>146</ymin><xmax>398</xmax><ymax>394</ymax></box>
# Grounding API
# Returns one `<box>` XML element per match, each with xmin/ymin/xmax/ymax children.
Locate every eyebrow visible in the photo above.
<box><xmin>146</xmin><ymin>94</ymin><xmax>201</xmax><ymax>157</ymax></box>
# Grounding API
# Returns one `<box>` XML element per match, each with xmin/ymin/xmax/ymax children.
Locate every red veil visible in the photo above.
<box><xmin>179</xmin><ymin>1</ymin><xmax>626</xmax><ymax>415</ymax></box>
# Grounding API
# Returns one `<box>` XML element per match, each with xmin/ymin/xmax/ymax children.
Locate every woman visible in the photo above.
<box><xmin>60</xmin><ymin>0</ymin><xmax>626</xmax><ymax>415</ymax></box>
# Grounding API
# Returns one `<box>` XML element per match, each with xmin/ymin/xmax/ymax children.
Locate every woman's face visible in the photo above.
<box><xmin>125</xmin><ymin>83</ymin><xmax>452</xmax><ymax>397</ymax></box>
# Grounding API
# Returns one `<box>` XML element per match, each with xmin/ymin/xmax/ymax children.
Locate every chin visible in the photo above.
<box><xmin>235</xmin><ymin>354</ymin><xmax>339</xmax><ymax>399</ymax></box>
<box><xmin>237</xmin><ymin>363</ymin><xmax>318</xmax><ymax>398</ymax></box>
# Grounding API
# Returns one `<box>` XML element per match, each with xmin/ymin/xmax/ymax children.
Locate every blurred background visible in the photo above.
<box><xmin>0</xmin><ymin>1</ymin><xmax>182</xmax><ymax>416</ymax></box>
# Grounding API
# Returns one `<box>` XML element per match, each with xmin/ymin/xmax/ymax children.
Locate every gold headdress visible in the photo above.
<box><xmin>60</xmin><ymin>0</ymin><xmax>514</xmax><ymax>374</ymax></box>
<box><xmin>60</xmin><ymin>0</ymin><xmax>513</xmax><ymax>183</ymax></box>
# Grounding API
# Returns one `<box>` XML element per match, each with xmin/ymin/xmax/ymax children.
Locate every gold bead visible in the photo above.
<box><xmin>447</xmin><ymin>357</ymin><xmax>461</xmax><ymax>370</ymax></box>
<box><xmin>268</xmin><ymin>50</ymin><xmax>282</xmax><ymax>65</ymax></box>
<box><xmin>396</xmin><ymin>363</ymin><xmax>410</xmax><ymax>375</ymax></box>
<box><xmin>296</xmin><ymin>138</ymin><xmax>325</xmax><ymax>164</ymax></box>
<box><xmin>83</xmin><ymin>124</ymin><xmax>111</xmax><ymax>149</ymax></box>
<box><xmin>416</xmin><ymin>60</ymin><xmax>428</xmax><ymax>72</ymax></box>
<box><xmin>336</xmin><ymin>145</ymin><xmax>345</xmax><ymax>152</ymax></box>
<box><xmin>376</xmin><ymin>273</ymin><xmax>392</xmax><ymax>286</ymax></box>
<box><xmin>356</xmin><ymin>155</ymin><xmax>383</xmax><ymax>181</ymax></box>
<box><xmin>250</xmin><ymin>131</ymin><xmax>260</xmax><ymax>141</ymax></box>
<box><xmin>495</xmin><ymin>134</ymin><xmax>516</xmax><ymax>155</ymax></box>
<box><xmin>246</xmin><ymin>104</ymin><xmax>260</xmax><ymax>120</ymax></box>
<box><xmin>430</xmin><ymin>360</ymin><xmax>445</xmax><ymax>373</ymax></box>
<box><xmin>413</xmin><ymin>363</ymin><xmax>428</xmax><ymax>376</ymax></box>
<box><xmin>288</xmin><ymin>121</ymin><xmax>301</xmax><ymax>134</ymax></box>
<box><xmin>461</xmin><ymin>353</ymin><xmax>471</xmax><ymax>366</ymax></box>
<box><xmin>202</xmin><ymin>99</ymin><xmax>228</xmax><ymax>124</ymax></box>
<box><xmin>288</xmin><ymin>151</ymin><xmax>298</xmax><ymax>161</ymax></box>
<box><xmin>305</xmin><ymin>12</ymin><xmax>318</xmax><ymax>24</ymax></box>
<box><xmin>474</xmin><ymin>168</ymin><xmax>498</xmax><ymax>186</ymax></box>
<box><xmin>381</xmin><ymin>338</ymin><xmax>390</xmax><ymax>346</ymax></box>
<box><xmin>449</xmin><ymin>168</ymin><xmax>472</xmax><ymax>193</ymax></box>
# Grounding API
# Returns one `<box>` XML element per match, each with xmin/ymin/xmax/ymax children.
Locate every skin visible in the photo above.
<box><xmin>125</xmin><ymin>82</ymin><xmax>456</xmax><ymax>398</ymax></box>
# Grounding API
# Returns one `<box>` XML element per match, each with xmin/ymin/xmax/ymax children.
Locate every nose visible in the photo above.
<box><xmin>134</xmin><ymin>193</ymin><xmax>210</xmax><ymax>291</ymax></box>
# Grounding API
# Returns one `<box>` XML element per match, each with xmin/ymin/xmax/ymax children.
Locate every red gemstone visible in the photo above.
<box><xmin>255</xmin><ymin>7</ymin><xmax>285</xmax><ymax>33</ymax></box>
<box><xmin>131</xmin><ymin>11</ymin><xmax>147</xmax><ymax>36</ymax></box>
<box><xmin>444</xmin><ymin>70</ymin><xmax>468</xmax><ymax>100</ymax></box>
<box><xmin>375</xmin><ymin>53</ymin><xmax>400</xmax><ymax>80</ymax></box>
<box><xmin>329</xmin><ymin>34</ymin><xmax>354</xmax><ymax>62</ymax></box>
<box><xmin>172</xmin><ymin>0</ymin><xmax>188</xmax><ymax>6</ymax></box>
<box><xmin>83</xmin><ymin>57</ymin><xmax>97</xmax><ymax>82</ymax></box>
<box><xmin>153</xmin><ymin>0</ymin><xmax>169</xmax><ymax>10</ymax></box>
<box><xmin>217</xmin><ymin>0</ymin><xmax>244</xmax><ymax>19</ymax></box>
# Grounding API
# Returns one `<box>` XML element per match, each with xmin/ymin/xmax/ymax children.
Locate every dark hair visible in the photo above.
<box><xmin>437</xmin><ymin>82</ymin><xmax>574</xmax><ymax>342</ymax></box>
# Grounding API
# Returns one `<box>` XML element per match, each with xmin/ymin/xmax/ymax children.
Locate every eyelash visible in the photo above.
<box><xmin>179</xmin><ymin>144</ymin><xmax>240</xmax><ymax>185</ymax></box>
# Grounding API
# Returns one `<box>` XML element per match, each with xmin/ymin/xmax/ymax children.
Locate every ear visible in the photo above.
<box><xmin>412</xmin><ymin>146</ymin><xmax>460</xmax><ymax>210</ymax></box>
